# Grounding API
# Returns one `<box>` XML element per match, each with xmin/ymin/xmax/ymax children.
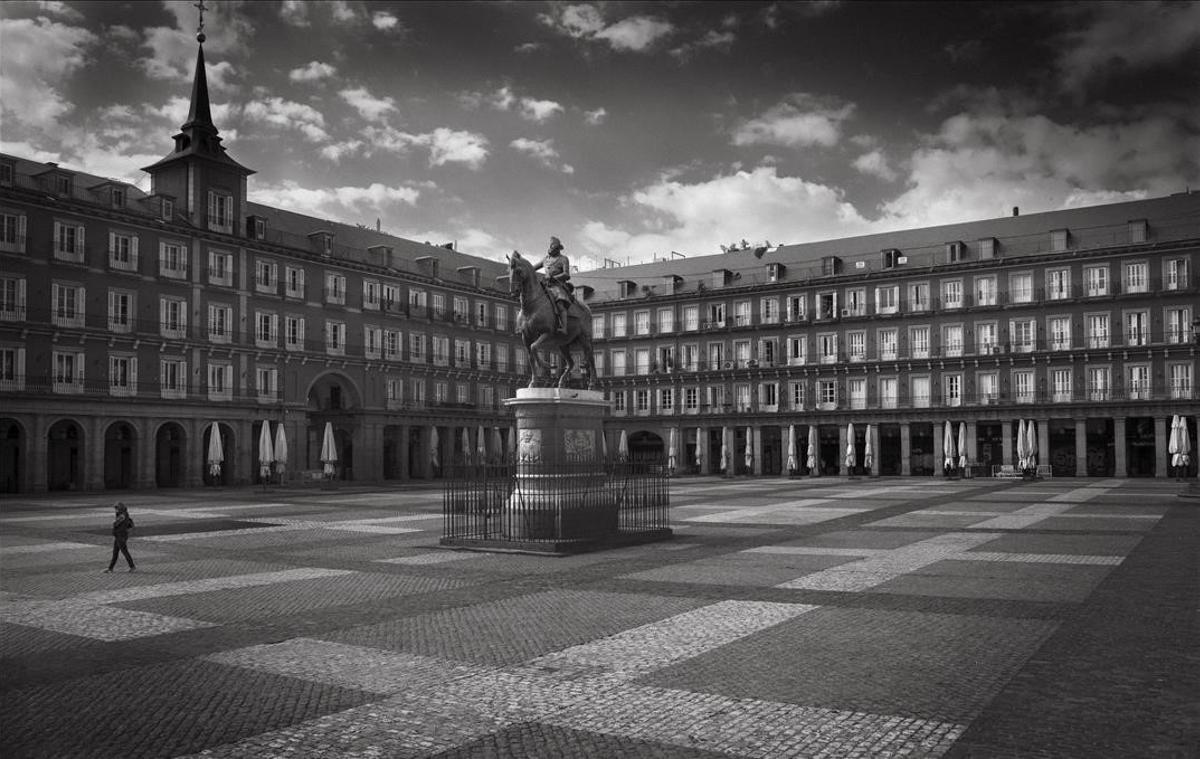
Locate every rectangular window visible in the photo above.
<box><xmin>909</xmin><ymin>282</ymin><xmax>930</xmax><ymax>312</ymax></box>
<box><xmin>786</xmin><ymin>294</ymin><xmax>806</xmax><ymax>322</ymax></box>
<box><xmin>787</xmin><ymin>336</ymin><xmax>806</xmax><ymax>366</ymax></box>
<box><xmin>707</xmin><ymin>342</ymin><xmax>724</xmax><ymax>370</ymax></box>
<box><xmin>848</xmin><ymin>331</ymin><xmax>866</xmax><ymax>361</ymax></box>
<box><xmin>943</xmin><ymin>374</ymin><xmax>961</xmax><ymax>407</ymax></box>
<box><xmin>431</xmin><ymin>334</ymin><xmax>448</xmax><ymax>364</ymax></box>
<box><xmin>818</xmin><ymin>379</ymin><xmax>837</xmax><ymax>409</ymax></box>
<box><xmin>1165</xmin><ymin>258</ymin><xmax>1189</xmax><ymax>291</ymax></box>
<box><xmin>474</xmin><ymin>301</ymin><xmax>488</xmax><ymax>328</ymax></box>
<box><xmin>0</xmin><ymin>211</ymin><xmax>28</xmax><ymax>253</ymax></box>
<box><xmin>1085</xmin><ymin>266</ymin><xmax>1108</xmax><ymax>297</ymax></box>
<box><xmin>254</xmin><ymin>260</ymin><xmax>278</xmax><ymax>294</ymax></box>
<box><xmin>1051</xmin><ymin>229</ymin><xmax>1069</xmax><ymax>252</ymax></box>
<box><xmin>107</xmin><ymin>355</ymin><xmax>136</xmax><ymax>396</ymax></box>
<box><xmin>732</xmin><ymin>384</ymin><xmax>750</xmax><ymax>412</ymax></box>
<box><xmin>789</xmin><ymin>381</ymin><xmax>805</xmax><ymax>410</ymax></box>
<box><xmin>411</xmin><ymin>379</ymin><xmax>426</xmax><ymax>404</ymax></box>
<box><xmin>659</xmin><ymin>387</ymin><xmax>675</xmax><ymax>412</ymax></box>
<box><xmin>612</xmin><ymin>312</ymin><xmax>627</xmax><ymax>337</ymax></box>
<box><xmin>707</xmin><ymin>303</ymin><xmax>726</xmax><ymax>327</ymax></box>
<box><xmin>941</xmin><ymin>280</ymin><xmax>963</xmax><ymax>309</ymax></box>
<box><xmin>207</xmin><ymin>190</ymin><xmax>232</xmax><ymax>233</ymax></box>
<box><xmin>1086</xmin><ymin>313</ymin><xmax>1110</xmax><ymax>348</ymax></box>
<box><xmin>657</xmin><ymin>307</ymin><xmax>675</xmax><ymax>333</ymax></box>
<box><xmin>1168</xmin><ymin>363</ymin><xmax>1192</xmax><ymax>400</ymax></box>
<box><xmin>1087</xmin><ymin>366</ymin><xmax>1110</xmax><ymax>401</ymax></box>
<box><xmin>1052</xmin><ymin>368</ymin><xmax>1073</xmax><ymax>403</ymax></box>
<box><xmin>1124</xmin><ymin>310</ymin><xmax>1149</xmax><ymax>346</ymax></box>
<box><xmin>879</xmin><ymin>377</ymin><xmax>897</xmax><ymax>409</ymax></box>
<box><xmin>849</xmin><ymin>377</ymin><xmax>867</xmax><ymax>409</ymax></box>
<box><xmin>874</xmin><ymin>285</ymin><xmax>898</xmax><ymax>314</ymax></box>
<box><xmin>325</xmin><ymin>273</ymin><xmax>346</xmax><ymax>304</ymax></box>
<box><xmin>359</xmin><ymin>280</ymin><xmax>379</xmax><ymax>310</ymax></box>
<box><xmin>453</xmin><ymin>296</ymin><xmax>469</xmax><ymax>323</ymax></box>
<box><xmin>759</xmin><ymin>298</ymin><xmax>778</xmax><ymax>324</ymax></box>
<box><xmin>285</xmin><ymin>266</ymin><xmax>305</xmax><ymax>298</ymax></box>
<box><xmin>285</xmin><ymin>316</ymin><xmax>305</xmax><ymax>351</ymax></box>
<box><xmin>475</xmin><ymin>341</ymin><xmax>492</xmax><ymax>369</ymax></box>
<box><xmin>1046</xmin><ymin>268</ymin><xmax>1071</xmax><ymax>300</ymax></box>
<box><xmin>1127</xmin><ymin>364</ymin><xmax>1150</xmax><ymax>400</ymax></box>
<box><xmin>107</xmin><ymin>289</ymin><xmax>133</xmax><ymax>333</ymax></box>
<box><xmin>409</xmin><ymin>288</ymin><xmax>427</xmax><ymax>310</ymax></box>
<box><xmin>635</xmin><ymin>388</ymin><xmax>651</xmax><ymax>413</ymax></box>
<box><xmin>912</xmin><ymin>376</ymin><xmax>930</xmax><ymax>408</ymax></box>
<box><xmin>1014</xmin><ymin>370</ymin><xmax>1035</xmax><ymax>403</ymax></box>
<box><xmin>257</xmin><ymin>367</ymin><xmax>278</xmax><ymax>400</ymax></box>
<box><xmin>942</xmin><ymin>325</ymin><xmax>963</xmax><ymax>357</ymax></box>
<box><xmin>107</xmin><ymin>231</ymin><xmax>139</xmax><ymax>271</ymax></box>
<box><xmin>160</xmin><ymin>358</ymin><xmax>186</xmax><ymax>399</ymax></box>
<box><xmin>978</xmin><ymin>372</ymin><xmax>998</xmax><ymax>404</ymax></box>
<box><xmin>591</xmin><ymin>315</ymin><xmax>605</xmax><ymax>338</ymax></box>
<box><xmin>611</xmin><ymin>350</ymin><xmax>626</xmax><ymax>376</ymax></box>
<box><xmin>51</xmin><ymin>282</ymin><xmax>84</xmax><ymax>327</ymax></box>
<box><xmin>1166</xmin><ymin>306</ymin><xmax>1193</xmax><ymax>344</ymax></box>
<box><xmin>325</xmin><ymin>320</ymin><xmax>346</xmax><ymax>355</ymax></box>
<box><xmin>207</xmin><ymin>362</ymin><xmax>232</xmax><ymax>400</ymax></box>
<box><xmin>635</xmin><ymin>310</ymin><xmax>651</xmax><ymax>334</ymax></box>
<box><xmin>495</xmin><ymin>343</ymin><xmax>509</xmax><ymax>372</ymax></box>
<box><xmin>1048</xmin><ymin>316</ymin><xmax>1071</xmax><ymax>350</ymax></box>
<box><xmin>53</xmin><ymin>350</ymin><xmax>84</xmax><ymax>393</ymax></box>
<box><xmin>207</xmin><ymin>304</ymin><xmax>232</xmax><ymax>343</ymax></box>
<box><xmin>1010</xmin><ymin>319</ymin><xmax>1036</xmax><ymax>352</ymax></box>
<box><xmin>844</xmin><ymin>288</ymin><xmax>866</xmax><ymax>316</ymax></box>
<box><xmin>910</xmin><ymin>326</ymin><xmax>930</xmax><ymax>358</ymax></box>
<box><xmin>818</xmin><ymin>333</ymin><xmax>838</xmax><ymax>364</ymax></box>
<box><xmin>1009</xmin><ymin>272</ymin><xmax>1033</xmax><ymax>304</ymax></box>
<box><xmin>494</xmin><ymin>303</ymin><xmax>508</xmax><ymax>331</ymax></box>
<box><xmin>255</xmin><ymin>311</ymin><xmax>277</xmax><ymax>347</ymax></box>
<box><xmin>684</xmin><ymin>305</ymin><xmax>700</xmax><ymax>331</ymax></box>
<box><xmin>363</xmin><ymin>326</ymin><xmax>381</xmax><ymax>359</ymax></box>
<box><xmin>976</xmin><ymin>322</ymin><xmax>998</xmax><ymax>354</ymax></box>
<box><xmin>878</xmin><ymin>328</ymin><xmax>898</xmax><ymax>360</ymax></box>
<box><xmin>1124</xmin><ymin>261</ymin><xmax>1148</xmax><ymax>294</ymax></box>
<box><xmin>0</xmin><ymin>276</ymin><xmax>27</xmax><ymax>321</ymax></box>
<box><xmin>208</xmin><ymin>250</ymin><xmax>233</xmax><ymax>286</ymax></box>
<box><xmin>759</xmin><ymin>382</ymin><xmax>778</xmax><ymax>410</ymax></box>
<box><xmin>734</xmin><ymin>300</ymin><xmax>752</xmax><ymax>326</ymax></box>
<box><xmin>635</xmin><ymin>347</ymin><xmax>651</xmax><ymax>374</ymax></box>
<box><xmin>454</xmin><ymin>339</ymin><xmax>471</xmax><ymax>367</ymax></box>
<box><xmin>974</xmin><ymin>275</ymin><xmax>996</xmax><ymax>307</ymax></box>
<box><xmin>53</xmin><ymin>220</ymin><xmax>85</xmax><ymax>262</ymax></box>
<box><xmin>757</xmin><ymin>339</ymin><xmax>775</xmax><ymax>367</ymax></box>
<box><xmin>384</xmin><ymin>329</ymin><xmax>401</xmax><ymax>360</ymax></box>
<box><xmin>684</xmin><ymin>386</ymin><xmax>699</xmax><ymax>412</ymax></box>
<box><xmin>681</xmin><ymin>343</ymin><xmax>699</xmax><ymax>371</ymax></box>
<box><xmin>613</xmin><ymin>391</ymin><xmax>626</xmax><ymax>413</ymax></box>
<box><xmin>159</xmin><ymin>241</ymin><xmax>187</xmax><ymax>278</ymax></box>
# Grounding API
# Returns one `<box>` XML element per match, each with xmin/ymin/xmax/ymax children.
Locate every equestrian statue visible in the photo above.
<box><xmin>507</xmin><ymin>236</ymin><xmax>597</xmax><ymax>389</ymax></box>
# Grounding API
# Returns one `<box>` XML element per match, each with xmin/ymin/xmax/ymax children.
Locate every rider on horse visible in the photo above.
<box><xmin>532</xmin><ymin>236</ymin><xmax>573</xmax><ymax>334</ymax></box>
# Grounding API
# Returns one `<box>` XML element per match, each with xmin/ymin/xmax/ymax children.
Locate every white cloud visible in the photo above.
<box><xmin>279</xmin><ymin>0</ymin><xmax>309</xmax><ymax>27</ymax></box>
<box><xmin>670</xmin><ymin>29</ymin><xmax>736</xmax><ymax>60</ymax></box>
<box><xmin>330</xmin><ymin>1</ymin><xmax>358</xmax><ymax>23</ymax></box>
<box><xmin>136</xmin><ymin>1</ymin><xmax>251</xmax><ymax>90</ymax></box>
<box><xmin>339</xmin><ymin>87</ymin><xmax>398</xmax><ymax>122</ymax></box>
<box><xmin>250</xmin><ymin>180</ymin><xmax>420</xmax><ymax>224</ymax></box>
<box><xmin>539</xmin><ymin>4</ymin><xmax>672</xmax><ymax>53</ymax></box>
<box><xmin>289</xmin><ymin>61</ymin><xmax>337</xmax><ymax>82</ymax></box>
<box><xmin>146</xmin><ymin>95</ymin><xmax>238</xmax><ymax>128</ymax></box>
<box><xmin>514</xmin><ymin>42</ymin><xmax>543</xmax><ymax>54</ymax></box>
<box><xmin>1056</xmin><ymin>1</ymin><xmax>1200</xmax><ymax>92</ymax></box>
<box><xmin>107</xmin><ymin>24</ymin><xmax>140</xmax><ymax>43</ymax></box>
<box><xmin>319</xmin><ymin>140</ymin><xmax>364</xmax><ymax>162</ymax></box>
<box><xmin>372</xmin><ymin>11</ymin><xmax>401</xmax><ymax>31</ymax></box>
<box><xmin>0</xmin><ymin>139</ymin><xmax>62</xmax><ymax>164</ymax></box>
<box><xmin>519</xmin><ymin>97</ymin><xmax>564</xmax><ymax>122</ymax></box>
<box><xmin>511</xmin><ymin>137</ymin><xmax>572</xmax><ymax>173</ymax></box>
<box><xmin>0</xmin><ymin>16</ymin><xmax>96</xmax><ymax>130</ymax></box>
<box><xmin>363</xmin><ymin>125</ymin><xmax>490</xmax><ymax>169</ymax></box>
<box><xmin>584</xmin><ymin>107</ymin><xmax>608</xmax><ymax>125</ymax></box>
<box><xmin>852</xmin><ymin>149</ymin><xmax>897</xmax><ymax>181</ymax></box>
<box><xmin>403</xmin><ymin>227</ymin><xmax>505</xmax><ymax>259</ymax></box>
<box><xmin>577</xmin><ymin>167</ymin><xmax>874</xmax><ymax>260</ymax></box>
<box><xmin>243</xmin><ymin>97</ymin><xmax>328</xmax><ymax>142</ymax></box>
<box><xmin>37</xmin><ymin>1</ymin><xmax>83</xmax><ymax>22</ymax></box>
<box><xmin>732</xmin><ymin>93</ymin><xmax>855</xmax><ymax>148</ymax></box>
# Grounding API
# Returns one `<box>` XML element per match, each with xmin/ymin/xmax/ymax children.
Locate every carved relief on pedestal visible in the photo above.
<box><xmin>563</xmin><ymin>428</ymin><xmax>596</xmax><ymax>461</ymax></box>
<box><xmin>518</xmin><ymin>428</ymin><xmax>543</xmax><ymax>462</ymax></box>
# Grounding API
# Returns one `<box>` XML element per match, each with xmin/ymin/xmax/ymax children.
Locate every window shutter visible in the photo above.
<box><xmin>131</xmin><ymin>236</ymin><xmax>139</xmax><ymax>268</ymax></box>
<box><xmin>159</xmin><ymin>298</ymin><xmax>167</xmax><ymax>332</ymax></box>
<box><xmin>76</xmin><ymin>225</ymin><xmax>85</xmax><ymax>255</ymax></box>
<box><xmin>17</xmin><ymin>279</ymin><xmax>25</xmax><ymax>313</ymax></box>
<box><xmin>129</xmin><ymin>358</ymin><xmax>138</xmax><ymax>396</ymax></box>
<box><xmin>108</xmin><ymin>356</ymin><xmax>116</xmax><ymax>386</ymax></box>
<box><xmin>107</xmin><ymin>290</ymin><xmax>115</xmax><ymax>329</ymax></box>
<box><xmin>16</xmin><ymin>348</ymin><xmax>25</xmax><ymax>384</ymax></box>
<box><xmin>159</xmin><ymin>242</ymin><xmax>166</xmax><ymax>273</ymax></box>
<box><xmin>108</xmin><ymin>231</ymin><xmax>116</xmax><ymax>257</ymax></box>
<box><xmin>181</xmin><ymin>245</ymin><xmax>188</xmax><ymax>272</ymax></box>
<box><xmin>75</xmin><ymin>351</ymin><xmax>85</xmax><ymax>384</ymax></box>
<box><xmin>298</xmin><ymin>318</ymin><xmax>305</xmax><ymax>344</ymax></box>
<box><xmin>77</xmin><ymin>287</ymin><xmax>85</xmax><ymax>321</ymax></box>
<box><xmin>16</xmin><ymin>215</ymin><xmax>26</xmax><ymax>247</ymax></box>
<box><xmin>271</xmin><ymin>314</ymin><xmax>278</xmax><ymax>341</ymax></box>
<box><xmin>53</xmin><ymin>222</ymin><xmax>61</xmax><ymax>252</ymax></box>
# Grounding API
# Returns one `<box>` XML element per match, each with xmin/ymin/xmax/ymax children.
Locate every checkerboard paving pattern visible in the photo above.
<box><xmin>1</xmin><ymin>478</ymin><xmax>1193</xmax><ymax>758</ymax></box>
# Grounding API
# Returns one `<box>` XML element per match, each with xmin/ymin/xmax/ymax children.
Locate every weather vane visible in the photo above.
<box><xmin>194</xmin><ymin>0</ymin><xmax>208</xmax><ymax>43</ymax></box>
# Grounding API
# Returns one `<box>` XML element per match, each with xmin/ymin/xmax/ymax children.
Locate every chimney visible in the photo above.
<box><xmin>1012</xmin><ymin>206</ymin><xmax>1020</xmax><ymax>217</ymax></box>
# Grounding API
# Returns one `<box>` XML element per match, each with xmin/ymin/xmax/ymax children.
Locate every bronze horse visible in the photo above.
<box><xmin>506</xmin><ymin>250</ymin><xmax>597</xmax><ymax>388</ymax></box>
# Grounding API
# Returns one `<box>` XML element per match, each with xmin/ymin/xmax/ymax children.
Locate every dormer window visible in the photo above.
<box><xmin>946</xmin><ymin>241</ymin><xmax>965</xmax><ymax>263</ymax></box>
<box><xmin>207</xmin><ymin>190</ymin><xmax>233</xmax><ymax>234</ymax></box>
<box><xmin>0</xmin><ymin>160</ymin><xmax>13</xmax><ymax>186</ymax></box>
<box><xmin>881</xmin><ymin>249</ymin><xmax>901</xmax><ymax>269</ymax></box>
<box><xmin>112</xmin><ymin>187</ymin><xmax>125</xmax><ymax>208</ymax></box>
<box><xmin>246</xmin><ymin>215</ymin><xmax>266</xmax><ymax>240</ymax></box>
<box><xmin>978</xmin><ymin>237</ymin><xmax>997</xmax><ymax>259</ymax></box>
<box><xmin>309</xmin><ymin>231</ymin><xmax>334</xmax><ymax>256</ymax></box>
<box><xmin>617</xmin><ymin>280</ymin><xmax>637</xmax><ymax>298</ymax></box>
<box><xmin>162</xmin><ymin>198</ymin><xmax>174</xmax><ymax>221</ymax></box>
<box><xmin>55</xmin><ymin>175</ymin><xmax>72</xmax><ymax>196</ymax></box>
<box><xmin>767</xmin><ymin>262</ymin><xmax>786</xmax><ymax>281</ymax></box>
<box><xmin>1050</xmin><ymin>228</ymin><xmax>1070</xmax><ymax>252</ymax></box>
<box><xmin>1128</xmin><ymin>219</ymin><xmax>1148</xmax><ymax>244</ymax></box>
<box><xmin>711</xmin><ymin>269</ymin><xmax>732</xmax><ymax>288</ymax></box>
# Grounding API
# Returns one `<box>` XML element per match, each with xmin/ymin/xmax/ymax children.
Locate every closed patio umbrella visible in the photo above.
<box><xmin>206</xmin><ymin>422</ymin><xmax>223</xmax><ymax>479</ymax></box>
<box><xmin>1016</xmin><ymin>420</ymin><xmax>1027</xmax><ymax>470</ymax></box>
<box><xmin>507</xmin><ymin>426</ymin><xmax>516</xmax><ymax>458</ymax></box>
<box><xmin>258</xmin><ymin>421</ymin><xmax>274</xmax><ymax>481</ymax></box>
<box><xmin>786</xmin><ymin>425</ymin><xmax>798</xmax><ymax>473</ymax></box>
<box><xmin>1026</xmin><ymin>419</ymin><xmax>1038</xmax><ymax>469</ymax></box>
<box><xmin>477</xmin><ymin>425</ymin><xmax>488</xmax><ymax>462</ymax></box>
<box><xmin>943</xmin><ymin>419</ymin><xmax>956</xmax><ymax>471</ymax></box>
<box><xmin>957</xmin><ymin>422</ymin><xmax>968</xmax><ymax>470</ymax></box>
<box><xmin>1178</xmin><ymin>417</ymin><xmax>1192</xmax><ymax>470</ymax></box>
<box><xmin>273</xmin><ymin>423</ymin><xmax>288</xmax><ymax>478</ymax></box>
<box><xmin>668</xmin><ymin>427</ymin><xmax>678</xmax><ymax>471</ymax></box>
<box><xmin>1168</xmin><ymin>415</ymin><xmax>1180</xmax><ymax>466</ymax></box>
<box><xmin>744</xmin><ymin>426</ymin><xmax>753</xmax><ymax>470</ymax></box>
<box><xmin>695</xmin><ymin>427</ymin><xmax>704</xmax><ymax>468</ymax></box>
<box><xmin>807</xmin><ymin>425</ymin><xmax>818</xmax><ymax>473</ymax></box>
<box><xmin>844</xmin><ymin>422</ymin><xmax>856</xmax><ymax>472</ymax></box>
<box><xmin>490</xmin><ymin>426</ymin><xmax>503</xmax><ymax>463</ymax></box>
<box><xmin>720</xmin><ymin>427</ymin><xmax>729</xmax><ymax>473</ymax></box>
<box><xmin>460</xmin><ymin>427</ymin><xmax>472</xmax><ymax>464</ymax></box>
<box><xmin>320</xmin><ymin>422</ymin><xmax>338</xmax><ymax>477</ymax></box>
<box><xmin>618</xmin><ymin>429</ymin><xmax>629</xmax><ymax>461</ymax></box>
<box><xmin>430</xmin><ymin>426</ymin><xmax>441</xmax><ymax>469</ymax></box>
<box><xmin>863</xmin><ymin>424</ymin><xmax>874</xmax><ymax>472</ymax></box>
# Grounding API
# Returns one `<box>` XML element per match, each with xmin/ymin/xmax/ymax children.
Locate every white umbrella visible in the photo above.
<box><xmin>601</xmin><ymin>429</ymin><xmax>608</xmax><ymax>460</ymax></box>
<box><xmin>807</xmin><ymin>425</ymin><xmax>817</xmax><ymax>473</ymax></box>
<box><xmin>431</xmin><ymin>426</ymin><xmax>441</xmax><ymax>468</ymax></box>
<box><xmin>863</xmin><ymin>424</ymin><xmax>874</xmax><ymax>472</ymax></box>
<box><xmin>507</xmin><ymin>426</ymin><xmax>516</xmax><ymax>458</ymax></box>
<box><xmin>477</xmin><ymin>425</ymin><xmax>488</xmax><ymax>462</ymax></box>
<box><xmin>206</xmin><ymin>422</ymin><xmax>224</xmax><ymax>479</ymax></box>
<box><xmin>668</xmin><ymin>427</ymin><xmax>678</xmax><ymax>470</ymax></box>
<box><xmin>786</xmin><ymin>424</ymin><xmax>798</xmax><ymax>473</ymax></box>
<box><xmin>943</xmin><ymin>419</ymin><xmax>956</xmax><ymax>471</ymax></box>
<box><xmin>744</xmin><ymin>426</ymin><xmax>753</xmax><ymax>470</ymax></box>
<box><xmin>273</xmin><ymin>423</ymin><xmax>288</xmax><ymax>477</ymax></box>
<box><xmin>320</xmin><ymin>422</ymin><xmax>338</xmax><ymax>477</ymax></box>
<box><xmin>1178</xmin><ymin>417</ymin><xmax>1192</xmax><ymax>470</ymax></box>
<box><xmin>461</xmin><ymin>427</ymin><xmax>472</xmax><ymax>463</ymax></box>
<box><xmin>720</xmin><ymin>427</ymin><xmax>729</xmax><ymax>473</ymax></box>
<box><xmin>490</xmin><ymin>426</ymin><xmax>503</xmax><ymax>463</ymax></box>
<box><xmin>1168</xmin><ymin>415</ymin><xmax>1180</xmax><ymax>466</ymax></box>
<box><xmin>1026</xmin><ymin>419</ymin><xmax>1038</xmax><ymax>469</ymax></box>
<box><xmin>1016</xmin><ymin>420</ymin><xmax>1027</xmax><ymax>470</ymax></box>
<box><xmin>694</xmin><ymin>427</ymin><xmax>704</xmax><ymax>468</ymax></box>
<box><xmin>844</xmin><ymin>422</ymin><xmax>856</xmax><ymax>472</ymax></box>
<box><xmin>618</xmin><ymin>429</ymin><xmax>629</xmax><ymax>461</ymax></box>
<box><xmin>957</xmin><ymin>422</ymin><xmax>968</xmax><ymax>470</ymax></box>
<box><xmin>258</xmin><ymin>421</ymin><xmax>274</xmax><ymax>481</ymax></box>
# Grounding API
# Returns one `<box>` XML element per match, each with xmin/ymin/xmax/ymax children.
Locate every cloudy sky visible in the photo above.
<box><xmin>2</xmin><ymin>0</ymin><xmax>1198</xmax><ymax>269</ymax></box>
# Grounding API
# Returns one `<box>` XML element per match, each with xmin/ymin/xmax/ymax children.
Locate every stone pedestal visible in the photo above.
<box><xmin>503</xmin><ymin>388</ymin><xmax>616</xmax><ymax>541</ymax></box>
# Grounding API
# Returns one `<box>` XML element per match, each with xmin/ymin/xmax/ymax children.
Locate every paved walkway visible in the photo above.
<box><xmin>1</xmin><ymin>478</ymin><xmax>1196</xmax><ymax>758</ymax></box>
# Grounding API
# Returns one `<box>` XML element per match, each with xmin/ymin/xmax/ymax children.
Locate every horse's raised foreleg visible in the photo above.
<box><xmin>556</xmin><ymin>344</ymin><xmax>574</xmax><ymax>388</ymax></box>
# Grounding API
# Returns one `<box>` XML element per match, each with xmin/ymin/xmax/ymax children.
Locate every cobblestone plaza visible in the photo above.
<box><xmin>1</xmin><ymin>478</ymin><xmax>1196</xmax><ymax>758</ymax></box>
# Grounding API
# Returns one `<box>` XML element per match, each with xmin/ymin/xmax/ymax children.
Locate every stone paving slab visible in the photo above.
<box><xmin>621</xmin><ymin>554</ymin><xmax>858</xmax><ymax>588</ymax></box>
<box><xmin>0</xmin><ymin>558</ymin><xmax>303</xmax><ymax>598</ymax></box>
<box><xmin>0</xmin><ymin>620</ymin><xmax>96</xmax><ymax>657</ymax></box>
<box><xmin>970</xmin><ymin>532</ymin><xmax>1144</xmax><ymax>556</ymax></box>
<box><xmin>872</xmin><ymin>559</ymin><xmax>1116</xmax><ymax>603</ymax></box>
<box><xmin>428</xmin><ymin>721</ymin><xmax>739</xmax><ymax>759</ymax></box>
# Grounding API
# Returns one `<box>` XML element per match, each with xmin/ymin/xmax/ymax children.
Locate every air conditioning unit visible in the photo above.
<box><xmin>840</xmin><ymin>308</ymin><xmax>851</xmax><ymax>317</ymax></box>
<box><xmin>723</xmin><ymin>361</ymin><xmax>735</xmax><ymax>370</ymax></box>
<box><xmin>747</xmin><ymin>359</ymin><xmax>759</xmax><ymax>368</ymax></box>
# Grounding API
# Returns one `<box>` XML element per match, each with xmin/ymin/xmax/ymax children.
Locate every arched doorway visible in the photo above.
<box><xmin>156</xmin><ymin>422</ymin><xmax>186</xmax><ymax>487</ymax></box>
<box><xmin>104</xmin><ymin>422</ymin><xmax>137</xmax><ymax>489</ymax></box>
<box><xmin>201</xmin><ymin>422</ymin><xmax>235</xmax><ymax>486</ymax></box>
<box><xmin>0</xmin><ymin>419</ymin><xmax>25</xmax><ymax>493</ymax></box>
<box><xmin>628</xmin><ymin>430</ymin><xmax>664</xmax><ymax>462</ymax></box>
<box><xmin>47</xmin><ymin>419</ymin><xmax>83</xmax><ymax>491</ymax></box>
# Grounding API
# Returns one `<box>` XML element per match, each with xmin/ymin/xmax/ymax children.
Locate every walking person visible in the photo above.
<box><xmin>104</xmin><ymin>502</ymin><xmax>136</xmax><ymax>573</ymax></box>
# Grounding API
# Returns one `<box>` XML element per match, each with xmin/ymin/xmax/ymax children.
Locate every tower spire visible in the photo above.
<box><xmin>183</xmin><ymin>0</ymin><xmax>213</xmax><ymax>131</ymax></box>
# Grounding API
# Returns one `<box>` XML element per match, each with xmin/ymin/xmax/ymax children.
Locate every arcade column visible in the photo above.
<box><xmin>933</xmin><ymin>423</ymin><xmax>944</xmax><ymax>477</ymax></box>
<box><xmin>837</xmin><ymin>424</ymin><xmax>848</xmax><ymax>476</ymax></box>
<box><xmin>1074</xmin><ymin>419</ymin><xmax>1088</xmax><ymax>477</ymax></box>
<box><xmin>1114</xmin><ymin>417</ymin><xmax>1127</xmax><ymax>476</ymax></box>
<box><xmin>869</xmin><ymin>424</ymin><xmax>881</xmax><ymax>477</ymax></box>
<box><xmin>85</xmin><ymin>415</ymin><xmax>105</xmax><ymax>490</ymax></box>
<box><xmin>752</xmin><ymin>426</ymin><xmax>763</xmax><ymax>476</ymax></box>
<box><xmin>137</xmin><ymin>418</ymin><xmax>157</xmax><ymax>489</ymax></box>
<box><xmin>398</xmin><ymin>424</ymin><xmax>411</xmax><ymax>480</ymax></box>
<box><xmin>1037</xmin><ymin>420</ymin><xmax>1050</xmax><ymax>473</ymax></box>
<box><xmin>30</xmin><ymin>414</ymin><xmax>48</xmax><ymax>493</ymax></box>
<box><xmin>1154</xmin><ymin>416</ymin><xmax>1168</xmax><ymax>478</ymax></box>
<box><xmin>900</xmin><ymin>423</ymin><xmax>912</xmax><ymax>476</ymax></box>
<box><xmin>1001</xmin><ymin>422</ymin><xmax>1013</xmax><ymax>466</ymax></box>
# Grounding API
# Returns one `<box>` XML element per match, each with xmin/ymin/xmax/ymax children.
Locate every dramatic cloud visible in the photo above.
<box><xmin>852</xmin><ymin>149</ymin><xmax>897</xmax><ymax>181</ymax></box>
<box><xmin>1055</xmin><ymin>1</ymin><xmax>1200</xmax><ymax>93</ymax></box>
<box><xmin>289</xmin><ymin>61</ymin><xmax>336</xmax><ymax>82</ymax></box>
<box><xmin>339</xmin><ymin>87</ymin><xmax>398</xmax><ymax>122</ymax></box>
<box><xmin>0</xmin><ymin>16</ymin><xmax>96</xmax><ymax>129</ymax></box>
<box><xmin>539</xmin><ymin>4</ymin><xmax>673</xmax><ymax>52</ymax></box>
<box><xmin>135</xmin><ymin>1</ymin><xmax>251</xmax><ymax>90</ymax></box>
<box><xmin>519</xmin><ymin>97</ymin><xmax>564</xmax><ymax>123</ymax></box>
<box><xmin>319</xmin><ymin>140</ymin><xmax>364</xmax><ymax>162</ymax></box>
<box><xmin>35</xmin><ymin>1</ymin><xmax>83</xmax><ymax>22</ymax></box>
<box><xmin>250</xmin><ymin>180</ymin><xmax>420</xmax><ymax>225</ymax></box>
<box><xmin>578</xmin><ymin>167</ymin><xmax>874</xmax><ymax>260</ymax></box>
<box><xmin>732</xmin><ymin>93</ymin><xmax>856</xmax><ymax>148</ymax></box>
<box><xmin>364</xmin><ymin>125</ymin><xmax>490</xmax><ymax>169</ymax></box>
<box><xmin>243</xmin><ymin>97</ymin><xmax>328</xmax><ymax>142</ymax></box>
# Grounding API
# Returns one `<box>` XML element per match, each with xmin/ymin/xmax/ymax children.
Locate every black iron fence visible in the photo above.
<box><xmin>442</xmin><ymin>458</ymin><xmax>671</xmax><ymax>553</ymax></box>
